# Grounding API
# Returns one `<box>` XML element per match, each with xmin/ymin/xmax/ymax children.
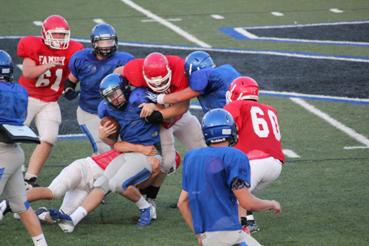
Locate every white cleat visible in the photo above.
<box><xmin>58</xmin><ymin>221</ymin><xmax>75</xmax><ymax>233</ymax></box>
<box><xmin>35</xmin><ymin>207</ymin><xmax>56</xmax><ymax>224</ymax></box>
<box><xmin>147</xmin><ymin>198</ymin><xmax>157</xmax><ymax>220</ymax></box>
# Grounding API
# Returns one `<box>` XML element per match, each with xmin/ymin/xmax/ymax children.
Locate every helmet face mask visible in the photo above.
<box><xmin>0</xmin><ymin>50</ymin><xmax>14</xmax><ymax>82</ymax></box>
<box><xmin>185</xmin><ymin>51</ymin><xmax>215</xmax><ymax>76</ymax></box>
<box><xmin>226</xmin><ymin>76</ymin><xmax>259</xmax><ymax>103</ymax></box>
<box><xmin>143</xmin><ymin>52</ymin><xmax>172</xmax><ymax>93</ymax></box>
<box><xmin>100</xmin><ymin>74</ymin><xmax>130</xmax><ymax>109</ymax></box>
<box><xmin>91</xmin><ymin>23</ymin><xmax>118</xmax><ymax>58</ymax></box>
<box><xmin>41</xmin><ymin>15</ymin><xmax>70</xmax><ymax>50</ymax></box>
<box><xmin>202</xmin><ymin>109</ymin><xmax>238</xmax><ymax>146</ymax></box>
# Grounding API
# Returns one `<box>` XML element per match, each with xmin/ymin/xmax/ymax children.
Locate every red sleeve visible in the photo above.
<box><xmin>167</xmin><ymin>55</ymin><xmax>188</xmax><ymax>92</ymax></box>
<box><xmin>17</xmin><ymin>36</ymin><xmax>41</xmax><ymax>62</ymax></box>
<box><xmin>123</xmin><ymin>59</ymin><xmax>147</xmax><ymax>87</ymax></box>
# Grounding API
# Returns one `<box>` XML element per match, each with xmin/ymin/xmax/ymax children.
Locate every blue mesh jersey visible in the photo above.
<box><xmin>69</xmin><ymin>48</ymin><xmax>134</xmax><ymax>114</ymax></box>
<box><xmin>182</xmin><ymin>146</ymin><xmax>251</xmax><ymax>234</ymax></box>
<box><xmin>0</xmin><ymin>82</ymin><xmax>28</xmax><ymax>125</ymax></box>
<box><xmin>189</xmin><ymin>64</ymin><xmax>240</xmax><ymax>113</ymax></box>
<box><xmin>97</xmin><ymin>87</ymin><xmax>160</xmax><ymax>146</ymax></box>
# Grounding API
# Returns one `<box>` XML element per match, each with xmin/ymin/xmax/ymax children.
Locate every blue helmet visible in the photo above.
<box><xmin>100</xmin><ymin>73</ymin><xmax>131</xmax><ymax>108</ymax></box>
<box><xmin>90</xmin><ymin>23</ymin><xmax>118</xmax><ymax>57</ymax></box>
<box><xmin>202</xmin><ymin>108</ymin><xmax>238</xmax><ymax>146</ymax></box>
<box><xmin>184</xmin><ymin>51</ymin><xmax>215</xmax><ymax>76</ymax></box>
<box><xmin>0</xmin><ymin>50</ymin><xmax>14</xmax><ymax>82</ymax></box>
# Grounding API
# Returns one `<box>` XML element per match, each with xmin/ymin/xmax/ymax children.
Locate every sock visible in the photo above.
<box><xmin>24</xmin><ymin>173</ymin><xmax>37</xmax><ymax>181</ymax></box>
<box><xmin>32</xmin><ymin>234</ymin><xmax>47</xmax><ymax>246</ymax></box>
<box><xmin>135</xmin><ymin>196</ymin><xmax>150</xmax><ymax>210</ymax></box>
<box><xmin>145</xmin><ymin>186</ymin><xmax>160</xmax><ymax>200</ymax></box>
<box><xmin>70</xmin><ymin>207</ymin><xmax>87</xmax><ymax>226</ymax></box>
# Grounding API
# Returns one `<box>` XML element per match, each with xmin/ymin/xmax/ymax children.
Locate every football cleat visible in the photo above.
<box><xmin>24</xmin><ymin>177</ymin><xmax>40</xmax><ymax>190</ymax></box>
<box><xmin>0</xmin><ymin>200</ymin><xmax>11</xmax><ymax>221</ymax></box>
<box><xmin>49</xmin><ymin>208</ymin><xmax>75</xmax><ymax>233</ymax></box>
<box><xmin>58</xmin><ymin>220</ymin><xmax>75</xmax><ymax>233</ymax></box>
<box><xmin>137</xmin><ymin>206</ymin><xmax>152</xmax><ymax>228</ymax></box>
<box><xmin>247</xmin><ymin>220</ymin><xmax>261</xmax><ymax>233</ymax></box>
<box><xmin>147</xmin><ymin>198</ymin><xmax>157</xmax><ymax>220</ymax></box>
<box><xmin>35</xmin><ymin>207</ymin><xmax>56</xmax><ymax>224</ymax></box>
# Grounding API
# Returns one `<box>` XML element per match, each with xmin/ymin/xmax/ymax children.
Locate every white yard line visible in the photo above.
<box><xmin>271</xmin><ymin>12</ymin><xmax>284</xmax><ymax>17</ymax></box>
<box><xmin>234</xmin><ymin>27</ymin><xmax>259</xmax><ymax>39</ymax></box>
<box><xmin>211</xmin><ymin>14</ymin><xmax>224</xmax><ymax>20</ymax></box>
<box><xmin>330</xmin><ymin>8</ymin><xmax>344</xmax><ymax>14</ymax></box>
<box><xmin>93</xmin><ymin>18</ymin><xmax>105</xmax><ymax>24</ymax></box>
<box><xmin>120</xmin><ymin>0</ymin><xmax>211</xmax><ymax>48</ymax></box>
<box><xmin>283</xmin><ymin>149</ymin><xmax>300</xmax><ymax>158</ymax></box>
<box><xmin>141</xmin><ymin>18</ymin><xmax>182</xmax><ymax>22</ymax></box>
<box><xmin>33</xmin><ymin>21</ymin><xmax>43</xmax><ymax>26</ymax></box>
<box><xmin>290</xmin><ymin>98</ymin><xmax>369</xmax><ymax>148</ymax></box>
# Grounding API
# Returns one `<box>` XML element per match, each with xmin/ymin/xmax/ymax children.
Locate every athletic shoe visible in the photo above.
<box><xmin>24</xmin><ymin>177</ymin><xmax>40</xmax><ymax>190</ymax></box>
<box><xmin>0</xmin><ymin>200</ymin><xmax>7</xmax><ymax>221</ymax></box>
<box><xmin>49</xmin><ymin>208</ymin><xmax>75</xmax><ymax>233</ymax></box>
<box><xmin>137</xmin><ymin>206</ymin><xmax>152</xmax><ymax>228</ymax></box>
<box><xmin>247</xmin><ymin>220</ymin><xmax>261</xmax><ymax>233</ymax></box>
<box><xmin>58</xmin><ymin>220</ymin><xmax>75</xmax><ymax>233</ymax></box>
<box><xmin>35</xmin><ymin>207</ymin><xmax>56</xmax><ymax>224</ymax></box>
<box><xmin>147</xmin><ymin>198</ymin><xmax>157</xmax><ymax>220</ymax></box>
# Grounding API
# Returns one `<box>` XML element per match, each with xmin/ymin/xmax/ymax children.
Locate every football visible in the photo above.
<box><xmin>100</xmin><ymin>116</ymin><xmax>120</xmax><ymax>139</ymax></box>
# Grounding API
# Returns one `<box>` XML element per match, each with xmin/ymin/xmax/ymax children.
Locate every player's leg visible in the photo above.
<box><xmin>25</xmin><ymin>100</ymin><xmax>61</xmax><ymax>188</ymax></box>
<box><xmin>77</xmin><ymin>106</ymin><xmax>111</xmax><ymax>154</ymax></box>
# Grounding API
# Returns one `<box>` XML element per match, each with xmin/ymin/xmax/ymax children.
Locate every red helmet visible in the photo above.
<box><xmin>226</xmin><ymin>76</ymin><xmax>259</xmax><ymax>103</ymax></box>
<box><xmin>41</xmin><ymin>15</ymin><xmax>70</xmax><ymax>50</ymax></box>
<box><xmin>143</xmin><ymin>52</ymin><xmax>172</xmax><ymax>93</ymax></box>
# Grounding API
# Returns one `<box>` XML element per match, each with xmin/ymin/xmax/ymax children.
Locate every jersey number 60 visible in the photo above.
<box><xmin>250</xmin><ymin>106</ymin><xmax>281</xmax><ymax>141</ymax></box>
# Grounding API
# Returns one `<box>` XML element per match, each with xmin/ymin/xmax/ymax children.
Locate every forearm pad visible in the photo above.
<box><xmin>145</xmin><ymin>111</ymin><xmax>164</xmax><ymax>124</ymax></box>
<box><xmin>64</xmin><ymin>79</ymin><xmax>77</xmax><ymax>90</ymax></box>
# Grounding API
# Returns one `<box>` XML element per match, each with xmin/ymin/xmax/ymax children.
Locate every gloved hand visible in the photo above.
<box><xmin>63</xmin><ymin>88</ymin><xmax>79</xmax><ymax>100</ymax></box>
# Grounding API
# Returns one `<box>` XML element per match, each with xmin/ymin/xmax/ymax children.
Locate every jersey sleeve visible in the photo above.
<box><xmin>97</xmin><ymin>101</ymin><xmax>109</xmax><ymax>118</ymax></box>
<box><xmin>181</xmin><ymin>154</ymin><xmax>190</xmax><ymax>192</ymax></box>
<box><xmin>224</xmin><ymin>149</ymin><xmax>251</xmax><ymax>188</ymax></box>
<box><xmin>68</xmin><ymin>51</ymin><xmax>82</xmax><ymax>79</ymax></box>
<box><xmin>189</xmin><ymin>70</ymin><xmax>209</xmax><ymax>94</ymax></box>
<box><xmin>17</xmin><ymin>36</ymin><xmax>39</xmax><ymax>62</ymax></box>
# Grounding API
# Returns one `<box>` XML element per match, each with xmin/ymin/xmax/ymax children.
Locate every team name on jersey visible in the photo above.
<box><xmin>39</xmin><ymin>56</ymin><xmax>66</xmax><ymax>66</ymax></box>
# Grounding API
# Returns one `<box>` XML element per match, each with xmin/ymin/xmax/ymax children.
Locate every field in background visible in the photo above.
<box><xmin>0</xmin><ymin>0</ymin><xmax>368</xmax><ymax>245</ymax></box>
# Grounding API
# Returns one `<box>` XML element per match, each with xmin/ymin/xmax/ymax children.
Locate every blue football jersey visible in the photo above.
<box><xmin>69</xmin><ymin>48</ymin><xmax>134</xmax><ymax>114</ymax></box>
<box><xmin>97</xmin><ymin>87</ymin><xmax>160</xmax><ymax>146</ymax></box>
<box><xmin>0</xmin><ymin>82</ymin><xmax>28</xmax><ymax>125</ymax></box>
<box><xmin>182</xmin><ymin>146</ymin><xmax>250</xmax><ymax>234</ymax></box>
<box><xmin>189</xmin><ymin>64</ymin><xmax>240</xmax><ymax>113</ymax></box>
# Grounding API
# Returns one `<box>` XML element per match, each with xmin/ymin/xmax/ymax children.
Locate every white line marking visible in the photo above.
<box><xmin>343</xmin><ymin>146</ymin><xmax>369</xmax><ymax>150</ymax></box>
<box><xmin>234</xmin><ymin>27</ymin><xmax>259</xmax><ymax>39</ymax></box>
<box><xmin>242</xmin><ymin>20</ymin><xmax>369</xmax><ymax>30</ymax></box>
<box><xmin>141</xmin><ymin>18</ymin><xmax>182</xmax><ymax>23</ymax></box>
<box><xmin>330</xmin><ymin>8</ymin><xmax>344</xmax><ymax>13</ymax></box>
<box><xmin>283</xmin><ymin>149</ymin><xmax>300</xmax><ymax>158</ymax></box>
<box><xmin>211</xmin><ymin>14</ymin><xmax>224</xmax><ymax>20</ymax></box>
<box><xmin>2</xmin><ymin>36</ymin><xmax>369</xmax><ymax>63</ymax></box>
<box><xmin>120</xmin><ymin>0</ymin><xmax>211</xmax><ymax>48</ymax></box>
<box><xmin>93</xmin><ymin>18</ymin><xmax>105</xmax><ymax>24</ymax></box>
<box><xmin>290</xmin><ymin>98</ymin><xmax>369</xmax><ymax>147</ymax></box>
<box><xmin>33</xmin><ymin>21</ymin><xmax>42</xmax><ymax>26</ymax></box>
<box><xmin>271</xmin><ymin>12</ymin><xmax>284</xmax><ymax>17</ymax></box>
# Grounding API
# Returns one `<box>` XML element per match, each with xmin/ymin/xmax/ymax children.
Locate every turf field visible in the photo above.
<box><xmin>0</xmin><ymin>1</ymin><xmax>368</xmax><ymax>245</ymax></box>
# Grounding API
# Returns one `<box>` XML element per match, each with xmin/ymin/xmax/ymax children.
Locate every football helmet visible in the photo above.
<box><xmin>90</xmin><ymin>23</ymin><xmax>118</xmax><ymax>57</ymax></box>
<box><xmin>226</xmin><ymin>76</ymin><xmax>259</xmax><ymax>103</ymax></box>
<box><xmin>143</xmin><ymin>52</ymin><xmax>172</xmax><ymax>93</ymax></box>
<box><xmin>41</xmin><ymin>15</ymin><xmax>70</xmax><ymax>50</ymax></box>
<box><xmin>202</xmin><ymin>108</ymin><xmax>238</xmax><ymax>146</ymax></box>
<box><xmin>184</xmin><ymin>51</ymin><xmax>215</xmax><ymax>76</ymax></box>
<box><xmin>0</xmin><ymin>50</ymin><xmax>13</xmax><ymax>82</ymax></box>
<box><xmin>100</xmin><ymin>73</ymin><xmax>131</xmax><ymax>109</ymax></box>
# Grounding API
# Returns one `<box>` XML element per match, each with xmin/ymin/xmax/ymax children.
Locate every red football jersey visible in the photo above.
<box><xmin>17</xmin><ymin>36</ymin><xmax>83</xmax><ymax>102</ymax></box>
<box><xmin>224</xmin><ymin>100</ymin><xmax>285</xmax><ymax>162</ymax></box>
<box><xmin>122</xmin><ymin>55</ymin><xmax>188</xmax><ymax>93</ymax></box>
<box><xmin>123</xmin><ymin>55</ymin><xmax>188</xmax><ymax>128</ymax></box>
<box><xmin>91</xmin><ymin>149</ymin><xmax>121</xmax><ymax>170</ymax></box>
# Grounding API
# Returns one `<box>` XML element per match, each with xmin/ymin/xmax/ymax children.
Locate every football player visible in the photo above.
<box><xmin>17</xmin><ymin>15</ymin><xmax>84</xmax><ymax>188</ymax></box>
<box><xmin>178</xmin><ymin>108</ymin><xmax>281</xmax><ymax>246</ymax></box>
<box><xmin>48</xmin><ymin>73</ymin><xmax>162</xmax><ymax>232</ymax></box>
<box><xmin>114</xmin><ymin>52</ymin><xmax>206</xmax><ymax>215</ymax></box>
<box><xmin>146</xmin><ymin>50</ymin><xmax>240</xmax><ymax>113</ymax></box>
<box><xmin>0</xmin><ymin>50</ymin><xmax>48</xmax><ymax>246</ymax></box>
<box><xmin>224</xmin><ymin>76</ymin><xmax>285</xmax><ymax>233</ymax></box>
<box><xmin>63</xmin><ymin>23</ymin><xmax>134</xmax><ymax>154</ymax></box>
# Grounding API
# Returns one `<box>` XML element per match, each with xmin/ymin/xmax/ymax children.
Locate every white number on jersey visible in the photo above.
<box><xmin>250</xmin><ymin>106</ymin><xmax>281</xmax><ymax>140</ymax></box>
<box><xmin>35</xmin><ymin>68</ymin><xmax>63</xmax><ymax>92</ymax></box>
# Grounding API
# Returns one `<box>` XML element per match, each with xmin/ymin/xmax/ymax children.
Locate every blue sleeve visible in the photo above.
<box><xmin>181</xmin><ymin>154</ymin><xmax>189</xmax><ymax>192</ymax></box>
<box><xmin>129</xmin><ymin>87</ymin><xmax>150</xmax><ymax>106</ymax></box>
<box><xmin>189</xmin><ymin>70</ymin><xmax>209</xmax><ymax>94</ymax></box>
<box><xmin>68</xmin><ymin>52</ymin><xmax>81</xmax><ymax>79</ymax></box>
<box><xmin>97</xmin><ymin>101</ymin><xmax>108</xmax><ymax>118</ymax></box>
<box><xmin>225</xmin><ymin>149</ymin><xmax>251</xmax><ymax>188</ymax></box>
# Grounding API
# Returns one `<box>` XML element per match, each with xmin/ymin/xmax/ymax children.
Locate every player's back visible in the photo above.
<box><xmin>182</xmin><ymin>146</ymin><xmax>248</xmax><ymax>234</ymax></box>
<box><xmin>0</xmin><ymin>82</ymin><xmax>28</xmax><ymax>125</ymax></box>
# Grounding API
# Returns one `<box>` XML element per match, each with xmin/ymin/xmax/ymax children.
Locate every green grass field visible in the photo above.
<box><xmin>0</xmin><ymin>0</ymin><xmax>369</xmax><ymax>245</ymax></box>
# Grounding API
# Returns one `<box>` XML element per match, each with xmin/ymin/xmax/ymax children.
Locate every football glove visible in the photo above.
<box><xmin>145</xmin><ymin>111</ymin><xmax>164</xmax><ymax>124</ymax></box>
<box><xmin>63</xmin><ymin>87</ymin><xmax>79</xmax><ymax>100</ymax></box>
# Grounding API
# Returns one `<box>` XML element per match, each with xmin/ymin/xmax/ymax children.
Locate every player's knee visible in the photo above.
<box><xmin>48</xmin><ymin>185</ymin><xmax>65</xmax><ymax>199</ymax></box>
<box><xmin>118</xmin><ymin>168</ymin><xmax>152</xmax><ymax>192</ymax></box>
<box><xmin>8</xmin><ymin>198</ymin><xmax>30</xmax><ymax>213</ymax></box>
<box><xmin>93</xmin><ymin>175</ymin><xmax>110</xmax><ymax>194</ymax></box>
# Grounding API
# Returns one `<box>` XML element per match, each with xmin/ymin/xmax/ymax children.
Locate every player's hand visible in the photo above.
<box><xmin>139</xmin><ymin>103</ymin><xmax>158</xmax><ymax>118</ymax></box>
<box><xmin>63</xmin><ymin>87</ymin><xmax>79</xmax><ymax>100</ymax></box>
<box><xmin>271</xmin><ymin>200</ymin><xmax>281</xmax><ymax>215</ymax></box>
<box><xmin>148</xmin><ymin>156</ymin><xmax>161</xmax><ymax>174</ymax></box>
<box><xmin>98</xmin><ymin>121</ymin><xmax>118</xmax><ymax>139</ymax></box>
<box><xmin>140</xmin><ymin>145</ymin><xmax>157</xmax><ymax>156</ymax></box>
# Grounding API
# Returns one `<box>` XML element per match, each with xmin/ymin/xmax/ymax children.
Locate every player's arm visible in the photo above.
<box><xmin>113</xmin><ymin>141</ymin><xmax>157</xmax><ymax>156</ymax></box>
<box><xmin>232</xmin><ymin>183</ymin><xmax>281</xmax><ymax>215</ymax></box>
<box><xmin>160</xmin><ymin>101</ymin><xmax>189</xmax><ymax>119</ymax></box>
<box><xmin>21</xmin><ymin>57</ymin><xmax>56</xmax><ymax>79</ymax></box>
<box><xmin>98</xmin><ymin>121</ymin><xmax>119</xmax><ymax>147</ymax></box>
<box><xmin>177</xmin><ymin>190</ymin><xmax>194</xmax><ymax>232</ymax></box>
<box><xmin>147</xmin><ymin>87</ymin><xmax>200</xmax><ymax>105</ymax></box>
